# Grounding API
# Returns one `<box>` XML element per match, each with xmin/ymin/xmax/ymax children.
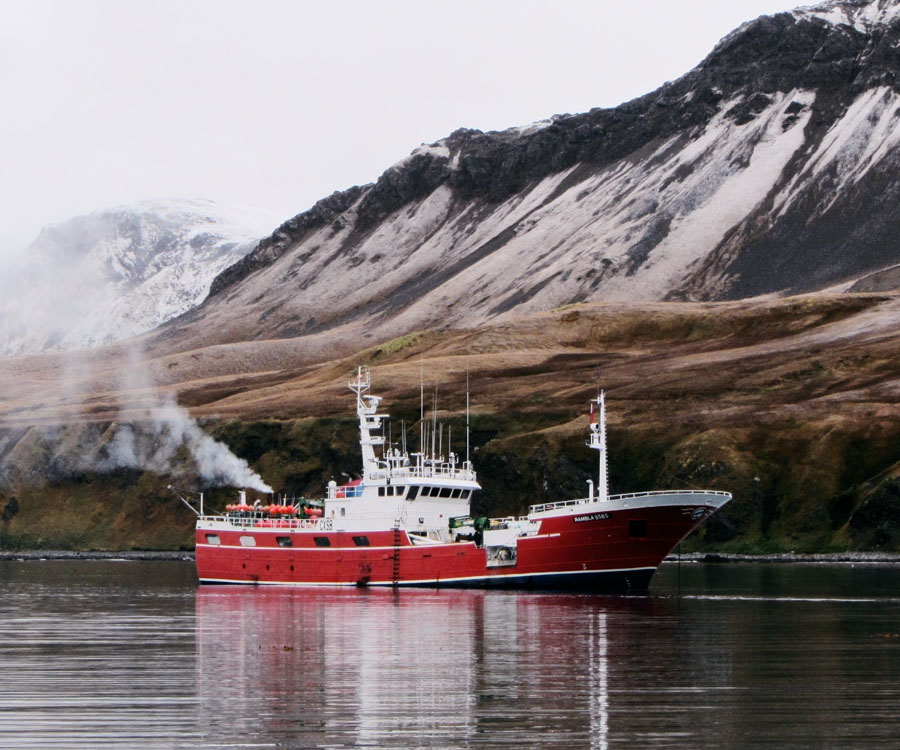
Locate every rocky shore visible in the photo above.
<box><xmin>0</xmin><ymin>550</ymin><xmax>194</xmax><ymax>561</ymax></box>
<box><xmin>2</xmin><ymin>550</ymin><xmax>899</xmax><ymax>564</ymax></box>
<box><xmin>666</xmin><ymin>552</ymin><xmax>900</xmax><ymax>564</ymax></box>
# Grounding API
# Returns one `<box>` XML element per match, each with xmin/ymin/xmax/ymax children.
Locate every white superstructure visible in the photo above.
<box><xmin>323</xmin><ymin>367</ymin><xmax>481</xmax><ymax>539</ymax></box>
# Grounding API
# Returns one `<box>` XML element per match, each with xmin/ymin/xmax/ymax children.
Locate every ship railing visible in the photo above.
<box><xmin>368</xmin><ymin>465</ymin><xmax>478</xmax><ymax>482</ymax></box>
<box><xmin>197</xmin><ymin>515</ymin><xmax>329</xmax><ymax>530</ymax></box>
<box><xmin>528</xmin><ymin>489</ymin><xmax>732</xmax><ymax>515</ymax></box>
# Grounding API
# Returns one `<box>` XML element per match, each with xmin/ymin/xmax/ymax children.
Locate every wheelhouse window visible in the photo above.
<box><xmin>352</xmin><ymin>536</ymin><xmax>370</xmax><ymax>546</ymax></box>
<box><xmin>313</xmin><ymin>537</ymin><xmax>331</xmax><ymax>547</ymax></box>
<box><xmin>407</xmin><ymin>486</ymin><xmax>419</xmax><ymax>501</ymax></box>
<box><xmin>276</xmin><ymin>536</ymin><xmax>292</xmax><ymax>547</ymax></box>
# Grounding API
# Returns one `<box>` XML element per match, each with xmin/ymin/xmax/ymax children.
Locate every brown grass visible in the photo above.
<box><xmin>2</xmin><ymin>292</ymin><xmax>899</xmax><ymax>431</ymax></box>
<box><xmin>4</xmin><ymin>292</ymin><xmax>900</xmax><ymax>552</ymax></box>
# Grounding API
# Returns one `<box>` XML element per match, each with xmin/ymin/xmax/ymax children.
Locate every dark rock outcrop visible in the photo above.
<box><xmin>165</xmin><ymin>0</ymin><xmax>900</xmax><ymax>352</ymax></box>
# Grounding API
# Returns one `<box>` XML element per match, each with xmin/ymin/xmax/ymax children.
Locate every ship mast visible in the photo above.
<box><xmin>419</xmin><ymin>360</ymin><xmax>425</xmax><ymax>469</ymax></box>
<box><xmin>587</xmin><ymin>391</ymin><xmax>609</xmax><ymax>502</ymax></box>
<box><xmin>465</xmin><ymin>367</ymin><xmax>470</xmax><ymax>468</ymax></box>
<box><xmin>350</xmin><ymin>366</ymin><xmax>386</xmax><ymax>479</ymax></box>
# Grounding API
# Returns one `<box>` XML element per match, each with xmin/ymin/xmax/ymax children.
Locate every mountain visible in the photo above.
<box><xmin>153</xmin><ymin>0</ymin><xmax>900</xmax><ymax>356</ymax></box>
<box><xmin>0</xmin><ymin>199</ymin><xmax>277</xmax><ymax>355</ymax></box>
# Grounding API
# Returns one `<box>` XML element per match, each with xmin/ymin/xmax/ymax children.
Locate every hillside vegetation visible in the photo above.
<box><xmin>2</xmin><ymin>293</ymin><xmax>900</xmax><ymax>552</ymax></box>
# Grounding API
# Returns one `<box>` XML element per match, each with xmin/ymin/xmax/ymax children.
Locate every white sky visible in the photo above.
<box><xmin>0</xmin><ymin>0</ymin><xmax>801</xmax><ymax>262</ymax></box>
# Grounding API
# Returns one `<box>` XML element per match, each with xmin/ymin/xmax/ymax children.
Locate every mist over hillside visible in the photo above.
<box><xmin>0</xmin><ymin>199</ymin><xmax>277</xmax><ymax>356</ymax></box>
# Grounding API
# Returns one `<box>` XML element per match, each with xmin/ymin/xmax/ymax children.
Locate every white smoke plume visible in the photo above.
<box><xmin>101</xmin><ymin>396</ymin><xmax>273</xmax><ymax>493</ymax></box>
<box><xmin>99</xmin><ymin>343</ymin><xmax>273</xmax><ymax>493</ymax></box>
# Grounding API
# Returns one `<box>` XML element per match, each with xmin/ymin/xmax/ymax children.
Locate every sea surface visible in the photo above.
<box><xmin>0</xmin><ymin>559</ymin><xmax>898</xmax><ymax>749</ymax></box>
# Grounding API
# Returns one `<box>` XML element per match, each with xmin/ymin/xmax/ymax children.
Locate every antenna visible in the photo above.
<box><xmin>420</xmin><ymin>360</ymin><xmax>424</xmax><ymax>456</ymax></box>
<box><xmin>466</xmin><ymin>366</ymin><xmax>471</xmax><ymax>466</ymax></box>
<box><xmin>431</xmin><ymin>383</ymin><xmax>438</xmax><ymax>460</ymax></box>
<box><xmin>167</xmin><ymin>485</ymin><xmax>201</xmax><ymax>516</ymax></box>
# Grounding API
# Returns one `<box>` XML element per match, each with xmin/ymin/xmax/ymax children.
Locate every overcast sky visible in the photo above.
<box><xmin>1</xmin><ymin>0</ymin><xmax>802</xmax><ymax>262</ymax></box>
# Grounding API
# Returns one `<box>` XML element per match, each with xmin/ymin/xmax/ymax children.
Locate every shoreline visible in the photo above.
<box><xmin>0</xmin><ymin>550</ymin><xmax>194</xmax><ymax>561</ymax></box>
<box><xmin>665</xmin><ymin>551</ymin><xmax>900</xmax><ymax>564</ymax></box>
<box><xmin>2</xmin><ymin>550</ymin><xmax>900</xmax><ymax>563</ymax></box>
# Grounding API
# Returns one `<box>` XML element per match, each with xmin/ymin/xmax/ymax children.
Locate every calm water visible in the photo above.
<box><xmin>1</xmin><ymin>561</ymin><xmax>899</xmax><ymax>749</ymax></box>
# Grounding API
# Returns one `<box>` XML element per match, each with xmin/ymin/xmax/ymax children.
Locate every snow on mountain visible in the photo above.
<box><xmin>0</xmin><ymin>199</ymin><xmax>278</xmax><ymax>355</ymax></box>
<box><xmin>149</xmin><ymin>0</ymin><xmax>900</xmax><ymax>357</ymax></box>
<box><xmin>794</xmin><ymin>0</ymin><xmax>900</xmax><ymax>28</ymax></box>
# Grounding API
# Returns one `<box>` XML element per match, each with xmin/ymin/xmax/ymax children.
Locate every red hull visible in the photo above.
<box><xmin>196</xmin><ymin>502</ymin><xmax>716</xmax><ymax>591</ymax></box>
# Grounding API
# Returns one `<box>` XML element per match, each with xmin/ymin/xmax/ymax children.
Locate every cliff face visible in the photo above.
<box><xmin>154</xmin><ymin>0</ymin><xmax>900</xmax><ymax>354</ymax></box>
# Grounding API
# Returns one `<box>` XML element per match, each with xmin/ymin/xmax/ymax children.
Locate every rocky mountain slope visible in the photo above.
<box><xmin>152</xmin><ymin>0</ymin><xmax>900</xmax><ymax>356</ymax></box>
<box><xmin>0</xmin><ymin>199</ymin><xmax>277</xmax><ymax>355</ymax></box>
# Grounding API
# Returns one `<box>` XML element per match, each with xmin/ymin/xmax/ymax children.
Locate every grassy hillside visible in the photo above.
<box><xmin>2</xmin><ymin>293</ymin><xmax>900</xmax><ymax>552</ymax></box>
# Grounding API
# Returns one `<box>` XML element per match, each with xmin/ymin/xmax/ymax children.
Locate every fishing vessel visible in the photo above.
<box><xmin>194</xmin><ymin>367</ymin><xmax>731</xmax><ymax>590</ymax></box>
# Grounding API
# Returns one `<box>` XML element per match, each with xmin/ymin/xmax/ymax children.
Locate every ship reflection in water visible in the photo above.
<box><xmin>3</xmin><ymin>562</ymin><xmax>900</xmax><ymax>749</ymax></box>
<box><xmin>194</xmin><ymin>564</ymin><xmax>900</xmax><ymax>749</ymax></box>
<box><xmin>195</xmin><ymin>587</ymin><xmax>662</xmax><ymax>748</ymax></box>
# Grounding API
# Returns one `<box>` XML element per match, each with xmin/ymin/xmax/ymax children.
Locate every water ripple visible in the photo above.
<box><xmin>1</xmin><ymin>560</ymin><xmax>900</xmax><ymax>748</ymax></box>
